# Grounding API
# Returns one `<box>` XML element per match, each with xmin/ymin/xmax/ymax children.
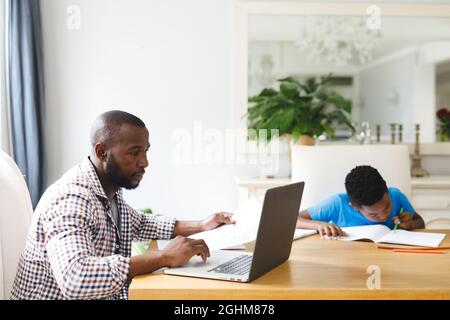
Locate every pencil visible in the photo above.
<box><xmin>393</xmin><ymin>249</ymin><xmax>446</xmax><ymax>254</ymax></box>
<box><xmin>393</xmin><ymin>208</ymin><xmax>403</xmax><ymax>232</ymax></box>
<box><xmin>378</xmin><ymin>244</ymin><xmax>450</xmax><ymax>251</ymax></box>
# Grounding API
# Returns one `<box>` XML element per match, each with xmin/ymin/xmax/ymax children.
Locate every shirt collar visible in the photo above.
<box><xmin>81</xmin><ymin>157</ymin><xmax>123</xmax><ymax>202</ymax></box>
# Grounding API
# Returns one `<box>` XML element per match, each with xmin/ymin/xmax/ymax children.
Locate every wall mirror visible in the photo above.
<box><xmin>235</xmin><ymin>2</ymin><xmax>450</xmax><ymax>144</ymax></box>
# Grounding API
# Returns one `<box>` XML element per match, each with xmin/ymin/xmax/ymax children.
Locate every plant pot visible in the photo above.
<box><xmin>439</xmin><ymin>131</ymin><xmax>449</xmax><ymax>142</ymax></box>
<box><xmin>298</xmin><ymin>135</ymin><xmax>316</xmax><ymax>146</ymax></box>
<box><xmin>287</xmin><ymin>134</ymin><xmax>316</xmax><ymax>161</ymax></box>
<box><xmin>131</xmin><ymin>241</ymin><xmax>150</xmax><ymax>256</ymax></box>
<box><xmin>286</xmin><ymin>135</ymin><xmax>316</xmax><ymax>178</ymax></box>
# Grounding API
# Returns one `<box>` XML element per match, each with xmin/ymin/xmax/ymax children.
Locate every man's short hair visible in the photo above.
<box><xmin>90</xmin><ymin>110</ymin><xmax>146</xmax><ymax>147</ymax></box>
<box><xmin>344</xmin><ymin>165</ymin><xmax>387</xmax><ymax>207</ymax></box>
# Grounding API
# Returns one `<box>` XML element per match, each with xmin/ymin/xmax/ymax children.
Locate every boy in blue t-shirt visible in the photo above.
<box><xmin>296</xmin><ymin>165</ymin><xmax>425</xmax><ymax>238</ymax></box>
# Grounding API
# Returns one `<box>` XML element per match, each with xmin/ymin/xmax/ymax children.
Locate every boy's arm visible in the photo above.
<box><xmin>394</xmin><ymin>211</ymin><xmax>425</xmax><ymax>230</ymax></box>
<box><xmin>411</xmin><ymin>211</ymin><xmax>425</xmax><ymax>229</ymax></box>
<box><xmin>297</xmin><ymin>210</ymin><xmax>347</xmax><ymax>237</ymax></box>
<box><xmin>296</xmin><ymin>210</ymin><xmax>320</xmax><ymax>229</ymax></box>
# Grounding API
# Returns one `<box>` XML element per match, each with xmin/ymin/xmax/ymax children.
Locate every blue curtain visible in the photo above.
<box><xmin>8</xmin><ymin>0</ymin><xmax>46</xmax><ymax>207</ymax></box>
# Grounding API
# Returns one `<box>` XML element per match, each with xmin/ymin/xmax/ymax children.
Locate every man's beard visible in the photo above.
<box><xmin>105</xmin><ymin>154</ymin><xmax>140</xmax><ymax>190</ymax></box>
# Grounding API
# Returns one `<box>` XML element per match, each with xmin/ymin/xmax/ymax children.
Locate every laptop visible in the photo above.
<box><xmin>163</xmin><ymin>182</ymin><xmax>305</xmax><ymax>282</ymax></box>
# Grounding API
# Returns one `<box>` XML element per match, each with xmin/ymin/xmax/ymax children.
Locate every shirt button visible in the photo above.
<box><xmin>115</xmin><ymin>245</ymin><xmax>120</xmax><ymax>249</ymax></box>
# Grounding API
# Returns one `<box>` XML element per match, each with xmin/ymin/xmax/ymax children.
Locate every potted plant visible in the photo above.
<box><xmin>131</xmin><ymin>208</ymin><xmax>154</xmax><ymax>256</ymax></box>
<box><xmin>247</xmin><ymin>74</ymin><xmax>355</xmax><ymax>146</ymax></box>
<box><xmin>437</xmin><ymin>108</ymin><xmax>450</xmax><ymax>142</ymax></box>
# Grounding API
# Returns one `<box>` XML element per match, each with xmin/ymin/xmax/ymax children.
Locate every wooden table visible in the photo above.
<box><xmin>129</xmin><ymin>230</ymin><xmax>450</xmax><ymax>300</ymax></box>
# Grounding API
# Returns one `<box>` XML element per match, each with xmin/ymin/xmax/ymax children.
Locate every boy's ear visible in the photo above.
<box><xmin>349</xmin><ymin>202</ymin><xmax>359</xmax><ymax>211</ymax></box>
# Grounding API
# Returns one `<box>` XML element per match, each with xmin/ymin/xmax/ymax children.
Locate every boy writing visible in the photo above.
<box><xmin>296</xmin><ymin>165</ymin><xmax>425</xmax><ymax>238</ymax></box>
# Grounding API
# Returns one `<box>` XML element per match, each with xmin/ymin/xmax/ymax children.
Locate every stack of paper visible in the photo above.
<box><xmin>188</xmin><ymin>197</ymin><xmax>263</xmax><ymax>251</ymax></box>
<box><xmin>158</xmin><ymin>198</ymin><xmax>317</xmax><ymax>251</ymax></box>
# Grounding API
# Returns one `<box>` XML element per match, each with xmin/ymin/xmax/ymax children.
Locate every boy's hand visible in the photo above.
<box><xmin>315</xmin><ymin>222</ymin><xmax>348</xmax><ymax>239</ymax></box>
<box><xmin>392</xmin><ymin>211</ymin><xmax>413</xmax><ymax>230</ymax></box>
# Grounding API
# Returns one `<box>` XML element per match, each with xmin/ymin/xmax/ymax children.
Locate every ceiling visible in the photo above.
<box><xmin>249</xmin><ymin>15</ymin><xmax>450</xmax><ymax>58</ymax></box>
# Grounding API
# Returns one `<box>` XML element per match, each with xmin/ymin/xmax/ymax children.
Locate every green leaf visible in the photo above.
<box><xmin>280</xmin><ymin>82</ymin><xmax>299</xmax><ymax>99</ymax></box>
<box><xmin>278</xmin><ymin>76</ymin><xmax>302</xmax><ymax>86</ymax></box>
<box><xmin>279</xmin><ymin>109</ymin><xmax>295</xmax><ymax>134</ymax></box>
<box><xmin>259</xmin><ymin>88</ymin><xmax>278</xmax><ymax>97</ymax></box>
<box><xmin>328</xmin><ymin>95</ymin><xmax>352</xmax><ymax>113</ymax></box>
<box><xmin>292</xmin><ymin>124</ymin><xmax>306</xmax><ymax>141</ymax></box>
<box><xmin>139</xmin><ymin>208</ymin><xmax>153</xmax><ymax>215</ymax></box>
<box><xmin>248</xmin><ymin>95</ymin><xmax>267</xmax><ymax>103</ymax></box>
<box><xmin>246</xmin><ymin>74</ymin><xmax>354</xmax><ymax>141</ymax></box>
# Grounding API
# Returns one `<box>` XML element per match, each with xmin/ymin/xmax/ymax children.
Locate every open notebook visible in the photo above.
<box><xmin>336</xmin><ymin>225</ymin><xmax>446</xmax><ymax>247</ymax></box>
<box><xmin>294</xmin><ymin>228</ymin><xmax>317</xmax><ymax>240</ymax></box>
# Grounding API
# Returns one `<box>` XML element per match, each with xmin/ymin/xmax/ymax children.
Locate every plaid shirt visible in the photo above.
<box><xmin>10</xmin><ymin>157</ymin><xmax>176</xmax><ymax>300</ymax></box>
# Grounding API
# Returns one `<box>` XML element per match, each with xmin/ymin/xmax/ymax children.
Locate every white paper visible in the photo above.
<box><xmin>333</xmin><ymin>224</ymin><xmax>446</xmax><ymax>247</ymax></box>
<box><xmin>338</xmin><ymin>225</ymin><xmax>391</xmax><ymax>242</ymax></box>
<box><xmin>158</xmin><ymin>200</ymin><xmax>318</xmax><ymax>252</ymax></box>
<box><xmin>293</xmin><ymin>229</ymin><xmax>317</xmax><ymax>240</ymax></box>
<box><xmin>188</xmin><ymin>197</ymin><xmax>263</xmax><ymax>251</ymax></box>
<box><xmin>379</xmin><ymin>230</ymin><xmax>446</xmax><ymax>248</ymax></box>
<box><xmin>157</xmin><ymin>240</ymin><xmax>246</xmax><ymax>251</ymax></box>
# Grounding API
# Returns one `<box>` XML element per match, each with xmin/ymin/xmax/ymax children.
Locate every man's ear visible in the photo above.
<box><xmin>94</xmin><ymin>143</ymin><xmax>108</xmax><ymax>162</ymax></box>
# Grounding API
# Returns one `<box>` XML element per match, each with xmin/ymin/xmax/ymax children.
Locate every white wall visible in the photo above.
<box><xmin>411</xmin><ymin>63</ymin><xmax>436</xmax><ymax>142</ymax></box>
<box><xmin>359</xmin><ymin>51</ymin><xmax>416</xmax><ymax>142</ymax></box>
<box><xmin>39</xmin><ymin>0</ymin><xmax>450</xmax><ymax>221</ymax></box>
<box><xmin>437</xmin><ymin>64</ymin><xmax>450</xmax><ymax>110</ymax></box>
<box><xmin>41</xmin><ymin>0</ymin><xmax>262</xmax><ymax>220</ymax></box>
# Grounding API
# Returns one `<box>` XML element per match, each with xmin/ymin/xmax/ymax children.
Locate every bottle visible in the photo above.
<box><xmin>361</xmin><ymin>121</ymin><xmax>372</xmax><ymax>145</ymax></box>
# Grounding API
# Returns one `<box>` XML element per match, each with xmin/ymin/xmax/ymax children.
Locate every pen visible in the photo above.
<box><xmin>393</xmin><ymin>208</ymin><xmax>403</xmax><ymax>232</ymax></box>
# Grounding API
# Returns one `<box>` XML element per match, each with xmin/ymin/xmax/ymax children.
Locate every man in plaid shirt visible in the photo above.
<box><xmin>11</xmin><ymin>110</ymin><xmax>234</xmax><ymax>300</ymax></box>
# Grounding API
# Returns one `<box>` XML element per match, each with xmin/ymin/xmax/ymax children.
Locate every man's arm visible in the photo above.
<box><xmin>173</xmin><ymin>212</ymin><xmax>235</xmax><ymax>237</ymax></box>
<box><xmin>127</xmin><ymin>237</ymin><xmax>210</xmax><ymax>281</ymax></box>
<box><xmin>127</xmin><ymin>211</ymin><xmax>234</xmax><ymax>280</ymax></box>
<box><xmin>130</xmin><ymin>207</ymin><xmax>234</xmax><ymax>240</ymax></box>
<box><xmin>44</xmin><ymin>195</ymin><xmax>130</xmax><ymax>300</ymax></box>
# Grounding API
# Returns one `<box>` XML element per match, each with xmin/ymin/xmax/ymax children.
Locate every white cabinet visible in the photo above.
<box><xmin>411</xmin><ymin>176</ymin><xmax>450</xmax><ymax>230</ymax></box>
<box><xmin>236</xmin><ymin>176</ymin><xmax>450</xmax><ymax>229</ymax></box>
<box><xmin>236</xmin><ymin>177</ymin><xmax>290</xmax><ymax>206</ymax></box>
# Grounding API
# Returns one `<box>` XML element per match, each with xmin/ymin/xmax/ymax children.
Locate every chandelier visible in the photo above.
<box><xmin>295</xmin><ymin>16</ymin><xmax>382</xmax><ymax>66</ymax></box>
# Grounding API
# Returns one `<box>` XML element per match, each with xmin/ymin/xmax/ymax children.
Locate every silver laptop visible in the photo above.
<box><xmin>163</xmin><ymin>182</ymin><xmax>305</xmax><ymax>282</ymax></box>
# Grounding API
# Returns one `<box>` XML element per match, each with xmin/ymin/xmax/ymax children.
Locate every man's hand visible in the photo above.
<box><xmin>393</xmin><ymin>211</ymin><xmax>414</xmax><ymax>230</ymax></box>
<box><xmin>200</xmin><ymin>212</ymin><xmax>235</xmax><ymax>232</ymax></box>
<box><xmin>315</xmin><ymin>222</ymin><xmax>348</xmax><ymax>238</ymax></box>
<box><xmin>128</xmin><ymin>236</ymin><xmax>211</xmax><ymax>280</ymax></box>
<box><xmin>161</xmin><ymin>236</ymin><xmax>211</xmax><ymax>267</ymax></box>
<box><xmin>173</xmin><ymin>212</ymin><xmax>235</xmax><ymax>237</ymax></box>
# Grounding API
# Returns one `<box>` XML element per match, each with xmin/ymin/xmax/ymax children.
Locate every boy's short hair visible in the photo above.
<box><xmin>344</xmin><ymin>165</ymin><xmax>387</xmax><ymax>207</ymax></box>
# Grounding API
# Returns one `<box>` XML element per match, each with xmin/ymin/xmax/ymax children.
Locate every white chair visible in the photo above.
<box><xmin>0</xmin><ymin>151</ymin><xmax>33</xmax><ymax>299</ymax></box>
<box><xmin>291</xmin><ymin>145</ymin><xmax>411</xmax><ymax>211</ymax></box>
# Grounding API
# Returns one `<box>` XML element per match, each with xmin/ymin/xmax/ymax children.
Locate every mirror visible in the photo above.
<box><xmin>242</xmin><ymin>4</ymin><xmax>450</xmax><ymax>143</ymax></box>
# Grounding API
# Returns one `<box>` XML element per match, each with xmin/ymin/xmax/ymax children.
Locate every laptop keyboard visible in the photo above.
<box><xmin>208</xmin><ymin>254</ymin><xmax>252</xmax><ymax>275</ymax></box>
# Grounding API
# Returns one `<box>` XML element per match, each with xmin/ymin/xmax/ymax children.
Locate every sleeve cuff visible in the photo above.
<box><xmin>155</xmin><ymin>216</ymin><xmax>177</xmax><ymax>240</ymax></box>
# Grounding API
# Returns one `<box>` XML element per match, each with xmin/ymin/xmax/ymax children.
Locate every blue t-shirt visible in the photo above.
<box><xmin>307</xmin><ymin>187</ymin><xmax>415</xmax><ymax>228</ymax></box>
